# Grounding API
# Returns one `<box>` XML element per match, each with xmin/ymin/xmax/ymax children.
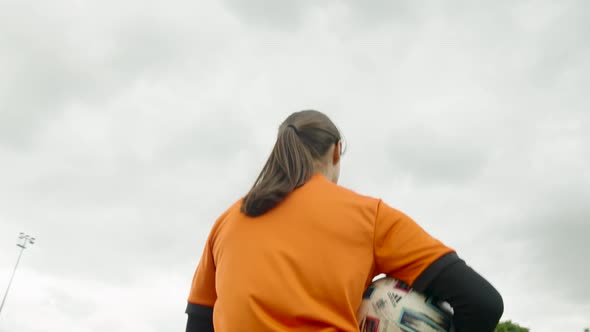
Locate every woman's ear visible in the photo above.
<box><xmin>332</xmin><ymin>142</ymin><xmax>341</xmax><ymax>165</ymax></box>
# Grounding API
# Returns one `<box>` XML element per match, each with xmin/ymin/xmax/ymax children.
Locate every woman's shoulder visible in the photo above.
<box><xmin>324</xmin><ymin>180</ymin><xmax>383</xmax><ymax>210</ymax></box>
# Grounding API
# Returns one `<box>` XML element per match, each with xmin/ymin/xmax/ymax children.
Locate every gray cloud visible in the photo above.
<box><xmin>385</xmin><ymin>127</ymin><xmax>488</xmax><ymax>184</ymax></box>
<box><xmin>516</xmin><ymin>178</ymin><xmax>590</xmax><ymax>301</ymax></box>
<box><xmin>0</xmin><ymin>0</ymin><xmax>238</xmax><ymax>149</ymax></box>
<box><xmin>222</xmin><ymin>0</ymin><xmax>312</xmax><ymax>30</ymax></box>
<box><xmin>0</xmin><ymin>113</ymin><xmax>252</xmax><ymax>284</ymax></box>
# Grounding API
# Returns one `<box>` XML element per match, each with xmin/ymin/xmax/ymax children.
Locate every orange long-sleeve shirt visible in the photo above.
<box><xmin>188</xmin><ymin>174</ymin><xmax>453</xmax><ymax>331</ymax></box>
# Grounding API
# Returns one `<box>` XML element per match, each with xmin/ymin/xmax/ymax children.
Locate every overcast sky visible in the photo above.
<box><xmin>0</xmin><ymin>0</ymin><xmax>589</xmax><ymax>331</ymax></box>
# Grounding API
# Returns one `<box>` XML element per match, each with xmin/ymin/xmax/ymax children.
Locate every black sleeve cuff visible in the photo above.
<box><xmin>186</xmin><ymin>303</ymin><xmax>214</xmax><ymax>332</ymax></box>
<box><xmin>422</xmin><ymin>258</ymin><xmax>504</xmax><ymax>331</ymax></box>
<box><xmin>413</xmin><ymin>252</ymin><xmax>460</xmax><ymax>292</ymax></box>
<box><xmin>185</xmin><ymin>302</ymin><xmax>213</xmax><ymax>316</ymax></box>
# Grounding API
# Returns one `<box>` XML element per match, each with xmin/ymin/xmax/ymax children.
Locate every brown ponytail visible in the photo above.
<box><xmin>241</xmin><ymin>110</ymin><xmax>341</xmax><ymax>217</ymax></box>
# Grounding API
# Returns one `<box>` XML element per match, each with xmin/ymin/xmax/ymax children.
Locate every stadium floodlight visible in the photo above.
<box><xmin>0</xmin><ymin>233</ymin><xmax>36</xmax><ymax>317</ymax></box>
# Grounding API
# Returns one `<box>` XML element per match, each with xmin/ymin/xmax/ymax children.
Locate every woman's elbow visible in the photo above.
<box><xmin>477</xmin><ymin>285</ymin><xmax>504</xmax><ymax>330</ymax></box>
<box><xmin>488</xmin><ymin>288</ymin><xmax>504</xmax><ymax>324</ymax></box>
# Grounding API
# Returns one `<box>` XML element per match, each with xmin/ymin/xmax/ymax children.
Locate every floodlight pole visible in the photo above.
<box><xmin>0</xmin><ymin>233</ymin><xmax>35</xmax><ymax>317</ymax></box>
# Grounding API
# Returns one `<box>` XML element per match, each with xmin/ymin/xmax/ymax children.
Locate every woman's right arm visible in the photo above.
<box><xmin>373</xmin><ymin>200</ymin><xmax>503</xmax><ymax>331</ymax></box>
<box><xmin>415</xmin><ymin>253</ymin><xmax>504</xmax><ymax>331</ymax></box>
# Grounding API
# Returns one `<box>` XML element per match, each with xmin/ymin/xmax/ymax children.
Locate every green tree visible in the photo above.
<box><xmin>494</xmin><ymin>320</ymin><xmax>529</xmax><ymax>332</ymax></box>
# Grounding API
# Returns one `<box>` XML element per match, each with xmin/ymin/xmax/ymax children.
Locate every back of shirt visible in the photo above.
<box><xmin>188</xmin><ymin>174</ymin><xmax>453</xmax><ymax>332</ymax></box>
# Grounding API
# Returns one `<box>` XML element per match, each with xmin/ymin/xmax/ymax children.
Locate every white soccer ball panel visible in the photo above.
<box><xmin>357</xmin><ymin>277</ymin><xmax>454</xmax><ymax>332</ymax></box>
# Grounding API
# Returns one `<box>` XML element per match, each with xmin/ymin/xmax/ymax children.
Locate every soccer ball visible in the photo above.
<box><xmin>357</xmin><ymin>277</ymin><xmax>454</xmax><ymax>332</ymax></box>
